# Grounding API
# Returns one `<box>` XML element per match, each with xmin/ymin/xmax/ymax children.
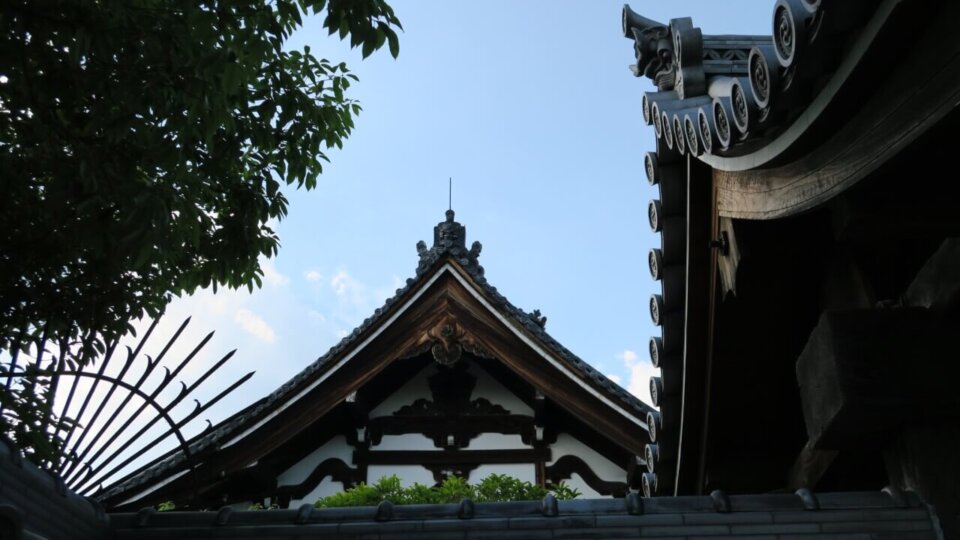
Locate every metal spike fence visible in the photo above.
<box><xmin>0</xmin><ymin>317</ymin><xmax>253</xmax><ymax>498</ymax></box>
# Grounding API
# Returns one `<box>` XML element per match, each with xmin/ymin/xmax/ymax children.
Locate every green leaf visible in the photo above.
<box><xmin>387</xmin><ymin>29</ymin><xmax>400</xmax><ymax>58</ymax></box>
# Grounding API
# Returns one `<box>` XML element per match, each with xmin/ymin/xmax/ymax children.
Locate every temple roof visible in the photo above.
<box><xmin>98</xmin><ymin>211</ymin><xmax>653</xmax><ymax>507</ymax></box>
<box><xmin>629</xmin><ymin>0</ymin><xmax>960</xmax><ymax>498</ymax></box>
<box><xmin>624</xmin><ymin>0</ymin><xmax>960</xmax><ymax>219</ymax></box>
<box><xmin>110</xmin><ymin>488</ymin><xmax>946</xmax><ymax>539</ymax></box>
<box><xmin>1</xmin><ymin>438</ymin><xmax>941</xmax><ymax>539</ymax></box>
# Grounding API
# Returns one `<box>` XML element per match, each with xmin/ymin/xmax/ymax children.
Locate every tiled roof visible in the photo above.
<box><xmin>110</xmin><ymin>489</ymin><xmax>941</xmax><ymax>539</ymax></box>
<box><xmin>99</xmin><ymin>211</ymin><xmax>653</xmax><ymax>504</ymax></box>
<box><xmin>0</xmin><ymin>438</ymin><xmax>111</xmax><ymax>540</ymax></box>
<box><xmin>0</xmin><ymin>438</ymin><xmax>941</xmax><ymax>539</ymax></box>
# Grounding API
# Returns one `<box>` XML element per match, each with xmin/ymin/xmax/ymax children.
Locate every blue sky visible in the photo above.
<box><xmin>134</xmin><ymin>1</ymin><xmax>771</xmax><ymax>445</ymax></box>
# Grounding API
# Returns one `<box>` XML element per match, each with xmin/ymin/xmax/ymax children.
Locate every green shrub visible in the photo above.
<box><xmin>314</xmin><ymin>474</ymin><xmax>580</xmax><ymax>508</ymax></box>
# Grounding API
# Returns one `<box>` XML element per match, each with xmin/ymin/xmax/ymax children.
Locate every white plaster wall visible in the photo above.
<box><xmin>276</xmin><ymin>435</ymin><xmax>353</xmax><ymax>486</ymax></box>
<box><xmin>470</xmin><ymin>366</ymin><xmax>533</xmax><ymax>415</ymax></box>
<box><xmin>470</xmin><ymin>463</ymin><xmax>536</xmax><ymax>484</ymax></box>
<box><xmin>548</xmin><ymin>433</ymin><xmax>626</xmax><ymax>491</ymax></box>
<box><xmin>467</xmin><ymin>433</ymin><xmax>530</xmax><ymax>450</ymax></box>
<box><xmin>367</xmin><ymin>465</ymin><xmax>436</xmax><ymax>487</ymax></box>
<box><xmin>369</xmin><ymin>362</ymin><xmax>533</xmax><ymax>418</ymax></box>
<box><xmin>373</xmin><ymin>433</ymin><xmax>437</xmax><ymax>451</ymax></box>
<box><xmin>369</xmin><ymin>368</ymin><xmax>432</xmax><ymax>417</ymax></box>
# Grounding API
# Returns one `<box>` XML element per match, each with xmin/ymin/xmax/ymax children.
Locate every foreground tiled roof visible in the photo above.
<box><xmin>99</xmin><ymin>211</ymin><xmax>652</xmax><ymax>503</ymax></box>
<box><xmin>0</xmin><ymin>438</ymin><xmax>110</xmax><ymax>540</ymax></box>
<box><xmin>0</xmin><ymin>438</ymin><xmax>942</xmax><ymax>539</ymax></box>
<box><xmin>110</xmin><ymin>489</ymin><xmax>941</xmax><ymax>539</ymax></box>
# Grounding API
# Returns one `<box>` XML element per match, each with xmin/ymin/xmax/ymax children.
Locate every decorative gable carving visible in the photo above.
<box><xmin>399</xmin><ymin>313</ymin><xmax>493</xmax><ymax>365</ymax></box>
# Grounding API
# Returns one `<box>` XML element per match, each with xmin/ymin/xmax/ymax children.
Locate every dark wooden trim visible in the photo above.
<box><xmin>696</xmin><ymin>169</ymin><xmax>721</xmax><ymax>493</ymax></box>
<box><xmin>368</xmin><ymin>415</ymin><xmax>536</xmax><ymax>449</ymax></box>
<box><xmin>358</xmin><ymin>448</ymin><xmax>551</xmax><ymax>466</ymax></box>
<box><xmin>544</xmin><ymin>455</ymin><xmax>628</xmax><ymax>497</ymax></box>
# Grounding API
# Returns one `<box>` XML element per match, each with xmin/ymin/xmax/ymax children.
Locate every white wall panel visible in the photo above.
<box><xmin>549</xmin><ymin>433</ymin><xmax>625</xmax><ymax>482</ymax></box>
<box><xmin>276</xmin><ymin>435</ymin><xmax>353</xmax><ymax>486</ymax></box>
<box><xmin>466</xmin><ymin>433</ymin><xmax>529</xmax><ymax>450</ymax></box>
<box><xmin>373</xmin><ymin>433</ymin><xmax>437</xmax><ymax>451</ymax></box>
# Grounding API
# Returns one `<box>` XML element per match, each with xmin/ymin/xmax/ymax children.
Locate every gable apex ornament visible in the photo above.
<box><xmin>416</xmin><ymin>209</ymin><xmax>484</xmax><ymax>276</ymax></box>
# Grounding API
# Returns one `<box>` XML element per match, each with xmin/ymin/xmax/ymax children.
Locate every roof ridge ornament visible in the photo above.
<box><xmin>416</xmin><ymin>209</ymin><xmax>484</xmax><ymax>276</ymax></box>
<box><xmin>623</xmin><ymin>5</ymin><xmax>673</xmax><ymax>83</ymax></box>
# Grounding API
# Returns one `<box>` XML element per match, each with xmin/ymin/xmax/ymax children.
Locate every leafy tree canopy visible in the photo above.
<box><xmin>0</xmin><ymin>0</ymin><xmax>401</xmax><ymax>360</ymax></box>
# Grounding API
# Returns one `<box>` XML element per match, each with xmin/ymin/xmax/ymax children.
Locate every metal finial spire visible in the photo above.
<box><xmin>448</xmin><ymin>177</ymin><xmax>452</xmax><ymax>211</ymax></box>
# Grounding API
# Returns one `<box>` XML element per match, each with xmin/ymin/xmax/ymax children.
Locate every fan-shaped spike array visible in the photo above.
<box><xmin>1</xmin><ymin>317</ymin><xmax>251</xmax><ymax>498</ymax></box>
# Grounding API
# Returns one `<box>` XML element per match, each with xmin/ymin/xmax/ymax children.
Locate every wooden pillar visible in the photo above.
<box><xmin>673</xmin><ymin>155</ymin><xmax>713</xmax><ymax>495</ymax></box>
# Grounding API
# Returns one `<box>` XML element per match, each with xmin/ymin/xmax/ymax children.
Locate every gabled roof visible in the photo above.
<box><xmin>99</xmin><ymin>211</ymin><xmax>653</xmax><ymax>508</ymax></box>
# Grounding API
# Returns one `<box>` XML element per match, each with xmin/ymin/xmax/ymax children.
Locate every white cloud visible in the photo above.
<box><xmin>618</xmin><ymin>349</ymin><xmax>658</xmax><ymax>406</ymax></box>
<box><xmin>328</xmin><ymin>269</ymin><xmax>377</xmax><ymax>326</ymax></box>
<box><xmin>307</xmin><ymin>309</ymin><xmax>326</xmax><ymax>324</ymax></box>
<box><xmin>330</xmin><ymin>270</ymin><xmax>360</xmax><ymax>298</ymax></box>
<box><xmin>260</xmin><ymin>260</ymin><xmax>289</xmax><ymax>286</ymax></box>
<box><xmin>304</xmin><ymin>270</ymin><xmax>322</xmax><ymax>282</ymax></box>
<box><xmin>234</xmin><ymin>309</ymin><xmax>276</xmax><ymax>343</ymax></box>
<box><xmin>335</xmin><ymin>329</ymin><xmax>349</xmax><ymax>338</ymax></box>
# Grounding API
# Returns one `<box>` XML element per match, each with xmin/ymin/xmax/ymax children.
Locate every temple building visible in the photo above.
<box><xmin>97</xmin><ymin>210</ymin><xmax>655</xmax><ymax>510</ymax></box>
<box><xmin>2</xmin><ymin>1</ymin><xmax>957</xmax><ymax>537</ymax></box>
<box><xmin>628</xmin><ymin>0</ymin><xmax>960</xmax><ymax>535</ymax></box>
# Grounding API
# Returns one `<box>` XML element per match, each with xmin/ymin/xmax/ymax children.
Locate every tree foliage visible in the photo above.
<box><xmin>0</xmin><ymin>0</ymin><xmax>400</xmax><ymax>463</ymax></box>
<box><xmin>314</xmin><ymin>474</ymin><xmax>581</xmax><ymax>508</ymax></box>
<box><xmin>0</xmin><ymin>0</ymin><xmax>401</xmax><ymax>359</ymax></box>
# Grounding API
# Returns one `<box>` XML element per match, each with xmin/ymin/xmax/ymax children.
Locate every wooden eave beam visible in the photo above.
<box><xmin>713</xmin><ymin>0</ymin><xmax>960</xmax><ymax>219</ymax></box>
